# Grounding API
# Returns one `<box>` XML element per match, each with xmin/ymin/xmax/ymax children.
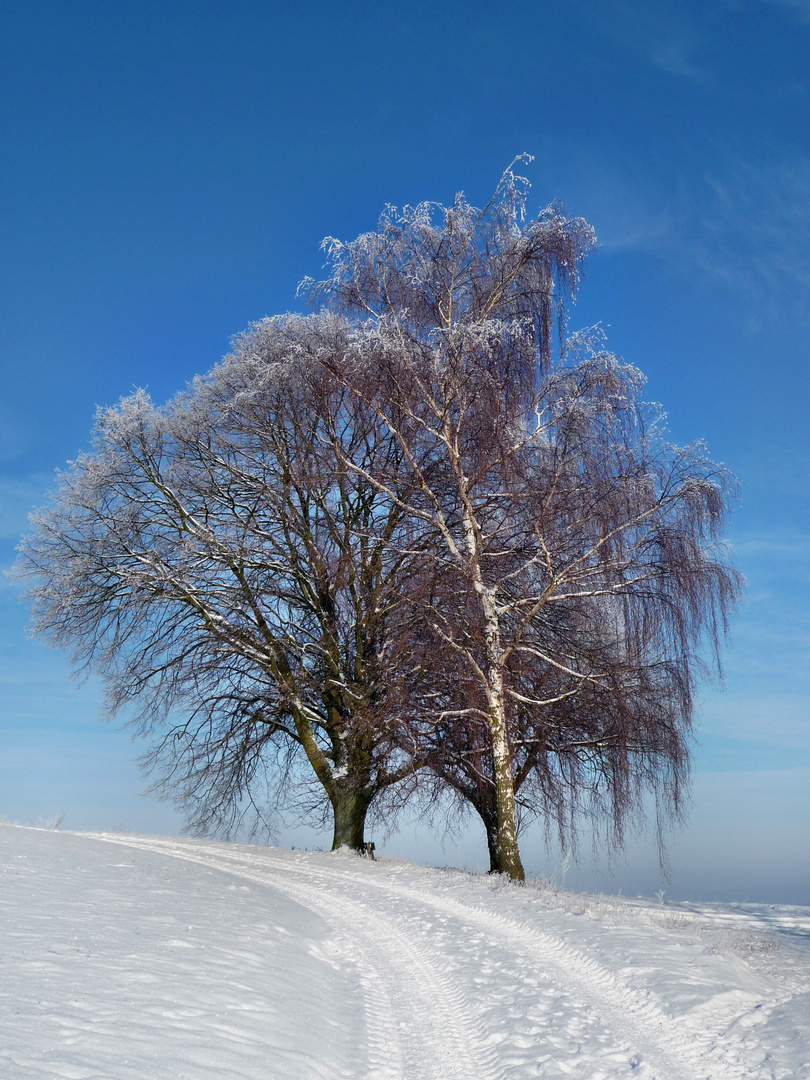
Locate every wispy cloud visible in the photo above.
<box><xmin>582</xmin><ymin>0</ymin><xmax>712</xmax><ymax>83</ymax></box>
<box><xmin>730</xmin><ymin>532</ymin><xmax>810</xmax><ymax>560</ymax></box>
<box><xmin>579</xmin><ymin>185</ymin><xmax>674</xmax><ymax>255</ymax></box>
<box><xmin>575</xmin><ymin>151</ymin><xmax>810</xmax><ymax>321</ymax></box>
<box><xmin>688</xmin><ymin>157</ymin><xmax>810</xmax><ymax>307</ymax></box>
<box><xmin>702</xmin><ymin>690</ymin><xmax>810</xmax><ymax>752</ymax></box>
<box><xmin>531</xmin><ymin>145</ymin><xmax>676</xmax><ymax>255</ymax></box>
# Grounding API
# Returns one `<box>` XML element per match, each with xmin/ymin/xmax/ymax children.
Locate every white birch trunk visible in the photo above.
<box><xmin>460</xmin><ymin>500</ymin><xmax>526</xmax><ymax>881</ymax></box>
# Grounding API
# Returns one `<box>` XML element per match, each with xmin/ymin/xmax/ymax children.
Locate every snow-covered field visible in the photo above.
<box><xmin>1</xmin><ymin>825</ymin><xmax>808</xmax><ymax>1079</ymax></box>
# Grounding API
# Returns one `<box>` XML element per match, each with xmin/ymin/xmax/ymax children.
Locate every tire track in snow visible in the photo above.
<box><xmin>208</xmin><ymin>846</ymin><xmax>692</xmax><ymax>1080</ymax></box>
<box><xmin>87</xmin><ymin>835</ymin><xmax>774</xmax><ymax>1079</ymax></box>
<box><xmin>87</xmin><ymin>834</ymin><xmax>498</xmax><ymax>1080</ymax></box>
<box><xmin>259</xmin><ymin>854</ymin><xmax>763</xmax><ymax>1080</ymax></box>
<box><xmin>261</xmin><ymin>870</ymin><xmax>495</xmax><ymax>1080</ymax></box>
<box><xmin>180</xmin><ymin>842</ymin><xmax>758</xmax><ymax>1080</ymax></box>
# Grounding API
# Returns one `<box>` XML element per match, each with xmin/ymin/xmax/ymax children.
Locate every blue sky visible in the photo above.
<box><xmin>1</xmin><ymin>0</ymin><xmax>808</xmax><ymax>903</ymax></box>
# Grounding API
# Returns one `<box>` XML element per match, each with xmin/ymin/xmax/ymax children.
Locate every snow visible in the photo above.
<box><xmin>1</xmin><ymin>825</ymin><xmax>808</xmax><ymax>1079</ymax></box>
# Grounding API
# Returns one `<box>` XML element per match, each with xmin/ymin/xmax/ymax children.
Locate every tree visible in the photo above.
<box><xmin>307</xmin><ymin>159</ymin><xmax>742</xmax><ymax>879</ymax></box>
<box><xmin>17</xmin><ymin>313</ymin><xmax>426</xmax><ymax>851</ymax></box>
<box><xmin>17</xmin><ymin>161</ymin><xmax>740</xmax><ymax>877</ymax></box>
<box><xmin>408</xmin><ymin>620</ymin><xmax>700</xmax><ymax>873</ymax></box>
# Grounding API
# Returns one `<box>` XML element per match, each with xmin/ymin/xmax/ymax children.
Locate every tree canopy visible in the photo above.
<box><xmin>19</xmin><ymin>314</ymin><xmax>429</xmax><ymax>847</ymax></box>
<box><xmin>305</xmin><ymin>160</ymin><xmax>742</xmax><ymax>877</ymax></box>
<box><xmin>17</xmin><ymin>162</ymin><xmax>741</xmax><ymax>875</ymax></box>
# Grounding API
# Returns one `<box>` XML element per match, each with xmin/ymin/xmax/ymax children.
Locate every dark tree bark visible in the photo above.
<box><xmin>330</xmin><ymin>783</ymin><xmax>373</xmax><ymax>851</ymax></box>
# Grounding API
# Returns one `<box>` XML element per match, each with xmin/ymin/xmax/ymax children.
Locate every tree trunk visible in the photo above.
<box><xmin>462</xmin><ymin>537</ymin><xmax>527</xmax><ymax>876</ymax></box>
<box><xmin>458</xmin><ymin>500</ymin><xmax>526</xmax><ymax>880</ymax></box>
<box><xmin>481</xmin><ymin>595</ymin><xmax>526</xmax><ymax>882</ymax></box>
<box><xmin>330</xmin><ymin>783</ymin><xmax>372</xmax><ymax>852</ymax></box>
<box><xmin>488</xmin><ymin>702</ymin><xmax>526</xmax><ymax>881</ymax></box>
<box><xmin>483</xmin><ymin>811</ymin><xmax>502</xmax><ymax>873</ymax></box>
<box><xmin>286</xmin><ymin>692</ymin><xmax>374</xmax><ymax>855</ymax></box>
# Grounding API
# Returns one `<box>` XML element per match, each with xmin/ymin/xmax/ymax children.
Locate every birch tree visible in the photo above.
<box><xmin>307</xmin><ymin>160</ymin><xmax>741</xmax><ymax>879</ymax></box>
<box><xmin>409</xmin><ymin>608</ymin><xmax>701</xmax><ymax>873</ymax></box>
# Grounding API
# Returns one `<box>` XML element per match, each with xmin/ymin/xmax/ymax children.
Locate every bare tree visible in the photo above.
<box><xmin>409</xmin><ymin>614</ymin><xmax>700</xmax><ymax>874</ymax></box>
<box><xmin>16</xmin><ymin>162</ymin><xmax>740</xmax><ymax>878</ymax></box>
<box><xmin>16</xmin><ymin>313</ymin><xmax>424</xmax><ymax>851</ymax></box>
<box><xmin>307</xmin><ymin>159</ymin><xmax>742</xmax><ymax>879</ymax></box>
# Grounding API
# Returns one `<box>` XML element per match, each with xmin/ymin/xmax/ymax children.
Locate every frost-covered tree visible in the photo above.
<box><xmin>408</xmin><ymin>599</ymin><xmax>707</xmax><ymax>874</ymax></box>
<box><xmin>306</xmin><ymin>158</ymin><xmax>742</xmax><ymax>879</ymax></box>
<box><xmin>17</xmin><ymin>314</ymin><xmax>425</xmax><ymax>850</ymax></box>
<box><xmin>17</xmin><ymin>161</ymin><xmax>740</xmax><ymax>876</ymax></box>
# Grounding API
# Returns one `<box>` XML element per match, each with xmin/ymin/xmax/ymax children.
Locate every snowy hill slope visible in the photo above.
<box><xmin>1</xmin><ymin>825</ymin><xmax>808</xmax><ymax>1079</ymax></box>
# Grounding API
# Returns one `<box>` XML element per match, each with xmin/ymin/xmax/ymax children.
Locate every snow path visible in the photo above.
<box><xmin>3</xmin><ymin>826</ymin><xmax>809</xmax><ymax>1079</ymax></box>
<box><xmin>94</xmin><ymin>835</ymin><xmax>698</xmax><ymax>1079</ymax></box>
